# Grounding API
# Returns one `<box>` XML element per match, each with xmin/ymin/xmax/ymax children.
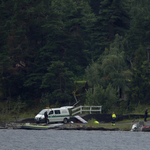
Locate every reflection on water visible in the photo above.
<box><xmin>0</xmin><ymin>129</ymin><xmax>149</xmax><ymax>150</ymax></box>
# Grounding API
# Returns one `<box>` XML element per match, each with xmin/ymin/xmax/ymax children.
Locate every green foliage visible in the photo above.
<box><xmin>100</xmin><ymin>34</ymin><xmax>130</xmax><ymax>89</ymax></box>
<box><xmin>0</xmin><ymin>0</ymin><xmax>150</xmax><ymax>113</ymax></box>
<box><xmin>92</xmin><ymin>0</ymin><xmax>130</xmax><ymax>58</ymax></box>
<box><xmin>126</xmin><ymin>46</ymin><xmax>150</xmax><ymax>106</ymax></box>
<box><xmin>85</xmin><ymin>84</ymin><xmax>118</xmax><ymax>113</ymax></box>
<box><xmin>85</xmin><ymin>61</ymin><xmax>101</xmax><ymax>87</ymax></box>
<box><xmin>128</xmin><ymin>0</ymin><xmax>150</xmax><ymax>54</ymax></box>
<box><xmin>41</xmin><ymin>60</ymin><xmax>75</xmax><ymax>105</ymax></box>
<box><xmin>0</xmin><ymin>0</ymin><xmax>96</xmax><ymax>106</ymax></box>
<box><xmin>85</xmin><ymin>35</ymin><xmax>130</xmax><ymax>112</ymax></box>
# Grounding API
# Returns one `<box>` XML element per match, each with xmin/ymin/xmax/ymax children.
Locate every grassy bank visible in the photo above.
<box><xmin>86</xmin><ymin>118</ymin><xmax>142</xmax><ymax>131</ymax></box>
<box><xmin>0</xmin><ymin>103</ymin><xmax>149</xmax><ymax>132</ymax></box>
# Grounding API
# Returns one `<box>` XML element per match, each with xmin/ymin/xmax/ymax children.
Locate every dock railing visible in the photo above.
<box><xmin>72</xmin><ymin>106</ymin><xmax>102</xmax><ymax>116</ymax></box>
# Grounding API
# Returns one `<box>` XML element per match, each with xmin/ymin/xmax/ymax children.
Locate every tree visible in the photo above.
<box><xmin>92</xmin><ymin>0</ymin><xmax>130</xmax><ymax>59</ymax></box>
<box><xmin>0</xmin><ymin>0</ymin><xmax>96</xmax><ymax>106</ymax></box>
<box><xmin>87</xmin><ymin>0</ymin><xmax>101</xmax><ymax>16</ymax></box>
<box><xmin>85</xmin><ymin>61</ymin><xmax>101</xmax><ymax>88</ymax></box>
<box><xmin>85</xmin><ymin>35</ymin><xmax>130</xmax><ymax>111</ymax></box>
<box><xmin>0</xmin><ymin>0</ymin><xmax>53</xmax><ymax>102</ymax></box>
<box><xmin>126</xmin><ymin>45</ymin><xmax>150</xmax><ymax>107</ymax></box>
<box><xmin>85</xmin><ymin>84</ymin><xmax>118</xmax><ymax>113</ymax></box>
<box><xmin>41</xmin><ymin>61</ymin><xmax>75</xmax><ymax>105</ymax></box>
<box><xmin>42</xmin><ymin>0</ymin><xmax>96</xmax><ymax>75</ymax></box>
<box><xmin>100</xmin><ymin>34</ymin><xmax>129</xmax><ymax>91</ymax></box>
<box><xmin>128</xmin><ymin>0</ymin><xmax>150</xmax><ymax>53</ymax></box>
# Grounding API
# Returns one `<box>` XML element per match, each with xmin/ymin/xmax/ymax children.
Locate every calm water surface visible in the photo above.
<box><xmin>0</xmin><ymin>129</ymin><xmax>149</xmax><ymax>150</ymax></box>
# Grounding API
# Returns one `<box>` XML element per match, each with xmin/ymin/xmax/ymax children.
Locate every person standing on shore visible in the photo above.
<box><xmin>44</xmin><ymin>111</ymin><xmax>48</xmax><ymax>124</ymax></box>
<box><xmin>112</xmin><ymin>112</ymin><xmax>116</xmax><ymax>126</ymax></box>
<box><xmin>144</xmin><ymin>108</ymin><xmax>148</xmax><ymax>122</ymax></box>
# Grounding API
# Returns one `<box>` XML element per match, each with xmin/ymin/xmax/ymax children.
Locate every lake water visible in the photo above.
<box><xmin>0</xmin><ymin>129</ymin><xmax>149</xmax><ymax>150</ymax></box>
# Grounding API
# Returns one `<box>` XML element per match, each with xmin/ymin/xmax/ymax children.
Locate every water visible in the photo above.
<box><xmin>0</xmin><ymin>129</ymin><xmax>149</xmax><ymax>150</ymax></box>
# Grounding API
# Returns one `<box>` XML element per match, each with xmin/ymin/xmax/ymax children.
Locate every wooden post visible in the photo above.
<box><xmin>80</xmin><ymin>106</ymin><xmax>82</xmax><ymax>114</ymax></box>
<box><xmin>90</xmin><ymin>106</ymin><xmax>91</xmax><ymax>114</ymax></box>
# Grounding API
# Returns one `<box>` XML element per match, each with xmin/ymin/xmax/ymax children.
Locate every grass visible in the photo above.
<box><xmin>0</xmin><ymin>108</ymin><xmax>38</xmax><ymax>122</ymax></box>
<box><xmin>86</xmin><ymin>118</ymin><xmax>138</xmax><ymax>131</ymax></box>
<box><xmin>130</xmin><ymin>104</ymin><xmax>150</xmax><ymax>114</ymax></box>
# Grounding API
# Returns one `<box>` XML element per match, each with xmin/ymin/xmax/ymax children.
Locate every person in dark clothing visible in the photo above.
<box><xmin>44</xmin><ymin>111</ymin><xmax>48</xmax><ymax>124</ymax></box>
<box><xmin>144</xmin><ymin>108</ymin><xmax>148</xmax><ymax>122</ymax></box>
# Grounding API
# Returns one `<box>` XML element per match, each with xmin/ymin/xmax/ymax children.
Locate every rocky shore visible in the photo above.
<box><xmin>0</xmin><ymin>119</ymin><xmax>120</xmax><ymax>131</ymax></box>
<box><xmin>56</xmin><ymin>123</ymin><xmax>119</xmax><ymax>131</ymax></box>
<box><xmin>0</xmin><ymin>115</ymin><xmax>147</xmax><ymax>131</ymax></box>
<box><xmin>0</xmin><ymin>122</ymin><xmax>120</xmax><ymax>131</ymax></box>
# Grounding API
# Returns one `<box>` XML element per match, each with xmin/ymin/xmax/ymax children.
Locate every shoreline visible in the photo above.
<box><xmin>0</xmin><ymin>117</ymin><xmax>148</xmax><ymax>131</ymax></box>
<box><xmin>0</xmin><ymin>122</ymin><xmax>129</xmax><ymax>131</ymax></box>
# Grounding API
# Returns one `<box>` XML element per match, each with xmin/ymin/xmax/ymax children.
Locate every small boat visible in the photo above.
<box><xmin>142</xmin><ymin>125</ymin><xmax>150</xmax><ymax>132</ymax></box>
<box><xmin>131</xmin><ymin>123</ymin><xmax>138</xmax><ymax>131</ymax></box>
<box><xmin>21</xmin><ymin>124</ymin><xmax>49</xmax><ymax>130</ymax></box>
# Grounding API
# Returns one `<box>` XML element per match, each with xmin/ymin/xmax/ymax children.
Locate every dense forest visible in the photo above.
<box><xmin>0</xmin><ymin>0</ymin><xmax>150</xmax><ymax>113</ymax></box>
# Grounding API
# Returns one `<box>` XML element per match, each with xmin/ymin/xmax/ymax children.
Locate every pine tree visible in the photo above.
<box><xmin>92</xmin><ymin>0</ymin><xmax>130</xmax><ymax>59</ymax></box>
<box><xmin>128</xmin><ymin>0</ymin><xmax>150</xmax><ymax>53</ymax></box>
<box><xmin>41</xmin><ymin>61</ymin><xmax>75</xmax><ymax>105</ymax></box>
